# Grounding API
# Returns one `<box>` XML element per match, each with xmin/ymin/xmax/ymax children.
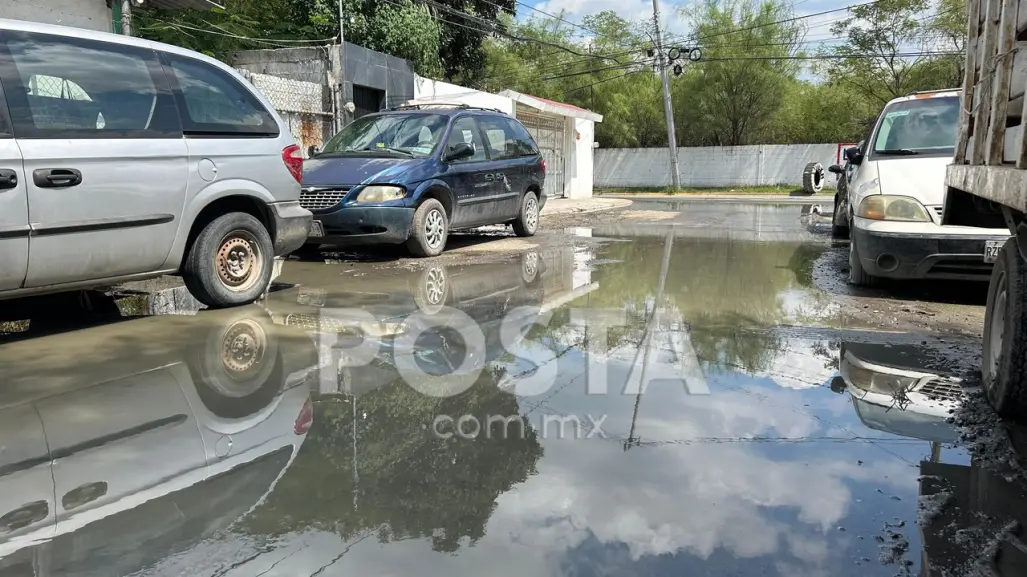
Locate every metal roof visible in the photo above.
<box><xmin>498</xmin><ymin>89</ymin><xmax>603</xmax><ymax>122</ymax></box>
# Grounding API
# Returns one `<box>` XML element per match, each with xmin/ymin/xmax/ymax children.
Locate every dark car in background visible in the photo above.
<box><xmin>298</xmin><ymin>104</ymin><xmax>547</xmax><ymax>257</ymax></box>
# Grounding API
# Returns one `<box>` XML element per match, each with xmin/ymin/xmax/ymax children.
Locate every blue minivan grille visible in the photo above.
<box><xmin>300</xmin><ymin>187</ymin><xmax>351</xmax><ymax>211</ymax></box>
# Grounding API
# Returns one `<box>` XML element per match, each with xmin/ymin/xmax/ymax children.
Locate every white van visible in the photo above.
<box><xmin>845</xmin><ymin>89</ymin><xmax>1009</xmax><ymax>286</ymax></box>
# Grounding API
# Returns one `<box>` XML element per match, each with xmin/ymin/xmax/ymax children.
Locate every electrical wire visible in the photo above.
<box><xmin>561</xmin><ymin>68</ymin><xmax>647</xmax><ymax>96</ymax></box>
<box><xmin>145</xmin><ymin>18</ymin><xmax>338</xmax><ymax>46</ymax></box>
<box><xmin>484</xmin><ymin>0</ymin><xmax>962</xmax><ymax>85</ymax></box>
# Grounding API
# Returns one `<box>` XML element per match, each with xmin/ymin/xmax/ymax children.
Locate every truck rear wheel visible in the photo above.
<box><xmin>983</xmin><ymin>237</ymin><xmax>1027</xmax><ymax>418</ymax></box>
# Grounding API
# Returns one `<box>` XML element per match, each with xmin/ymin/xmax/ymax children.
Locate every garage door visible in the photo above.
<box><xmin>516</xmin><ymin>105</ymin><xmax>565</xmax><ymax>198</ymax></box>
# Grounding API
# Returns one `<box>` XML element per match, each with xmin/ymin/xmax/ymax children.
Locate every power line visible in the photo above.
<box><xmin>477</xmin><ymin>0</ymin><xmax>599</xmax><ymax>38</ymax></box>
<box><xmin>699</xmin><ymin>51</ymin><xmax>962</xmax><ymax>61</ymax></box>
<box><xmin>144</xmin><ymin>18</ymin><xmax>338</xmax><ymax>46</ymax></box>
<box><xmin>562</xmin><ymin>69</ymin><xmax>647</xmax><ymax>96</ymax></box>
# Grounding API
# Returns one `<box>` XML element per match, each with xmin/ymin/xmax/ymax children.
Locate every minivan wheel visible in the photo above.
<box><xmin>848</xmin><ymin>221</ymin><xmax>878</xmax><ymax>288</ymax></box>
<box><xmin>183</xmin><ymin>212</ymin><xmax>274</xmax><ymax>308</ymax></box>
<box><xmin>513</xmin><ymin>192</ymin><xmax>540</xmax><ymax>237</ymax></box>
<box><xmin>186</xmin><ymin>307</ymin><xmax>284</xmax><ymax>419</ymax></box>
<box><xmin>407</xmin><ymin>199</ymin><xmax>449</xmax><ymax>257</ymax></box>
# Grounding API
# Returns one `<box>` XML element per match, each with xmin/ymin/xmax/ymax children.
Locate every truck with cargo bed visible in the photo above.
<box><xmin>943</xmin><ymin>0</ymin><xmax>1027</xmax><ymax>416</ymax></box>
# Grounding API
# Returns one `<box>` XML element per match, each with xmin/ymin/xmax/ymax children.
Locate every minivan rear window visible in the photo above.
<box><xmin>161</xmin><ymin>53</ymin><xmax>279</xmax><ymax>137</ymax></box>
<box><xmin>871</xmin><ymin>96</ymin><xmax>958</xmax><ymax>158</ymax></box>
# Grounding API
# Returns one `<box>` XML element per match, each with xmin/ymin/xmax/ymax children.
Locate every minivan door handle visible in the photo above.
<box><xmin>34</xmin><ymin>168</ymin><xmax>82</xmax><ymax>188</ymax></box>
<box><xmin>0</xmin><ymin>169</ymin><xmax>17</xmax><ymax>190</ymax></box>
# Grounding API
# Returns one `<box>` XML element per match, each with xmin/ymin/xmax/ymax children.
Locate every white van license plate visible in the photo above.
<box><xmin>310</xmin><ymin>220</ymin><xmax>325</xmax><ymax>238</ymax></box>
<box><xmin>984</xmin><ymin>240</ymin><xmax>1003</xmax><ymax>263</ymax></box>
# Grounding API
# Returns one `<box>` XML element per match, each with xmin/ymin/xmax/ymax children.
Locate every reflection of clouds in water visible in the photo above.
<box><xmin>753</xmin><ymin>339</ymin><xmax>837</xmax><ymax>390</ymax></box>
<box><xmin>484</xmin><ymin>357</ymin><xmax>916</xmax><ymax>572</ymax></box>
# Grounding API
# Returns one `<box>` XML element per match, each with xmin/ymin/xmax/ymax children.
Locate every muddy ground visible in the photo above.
<box><xmin>4</xmin><ymin>198</ymin><xmax>1026</xmax><ymax>577</ymax></box>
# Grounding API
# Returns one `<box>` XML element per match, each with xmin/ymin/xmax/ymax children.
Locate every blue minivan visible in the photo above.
<box><xmin>298</xmin><ymin>104</ymin><xmax>547</xmax><ymax>257</ymax></box>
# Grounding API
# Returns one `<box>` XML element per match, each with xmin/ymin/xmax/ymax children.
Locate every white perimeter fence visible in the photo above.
<box><xmin>594</xmin><ymin>143</ymin><xmax>855</xmax><ymax>189</ymax></box>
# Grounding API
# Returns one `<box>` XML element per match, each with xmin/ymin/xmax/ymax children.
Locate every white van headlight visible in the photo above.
<box><xmin>844</xmin><ymin>361</ymin><xmax>918</xmax><ymax>395</ymax></box>
<box><xmin>355</xmin><ymin>185</ymin><xmax>406</xmax><ymax>203</ymax></box>
<box><xmin>856</xmin><ymin>195</ymin><xmax>931</xmax><ymax>222</ymax></box>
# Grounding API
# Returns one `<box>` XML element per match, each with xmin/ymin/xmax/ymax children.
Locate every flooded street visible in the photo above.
<box><xmin>2</xmin><ymin>200</ymin><xmax>1025</xmax><ymax>576</ymax></box>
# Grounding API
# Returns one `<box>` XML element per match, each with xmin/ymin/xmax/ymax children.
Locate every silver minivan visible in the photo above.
<box><xmin>0</xmin><ymin>19</ymin><xmax>312</xmax><ymax>308</ymax></box>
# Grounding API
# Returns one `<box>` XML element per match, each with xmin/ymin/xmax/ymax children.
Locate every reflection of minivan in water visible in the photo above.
<box><xmin>843</xmin><ymin>90</ymin><xmax>1010</xmax><ymax>286</ymax></box>
<box><xmin>0</xmin><ymin>305</ymin><xmax>317</xmax><ymax>572</ymax></box>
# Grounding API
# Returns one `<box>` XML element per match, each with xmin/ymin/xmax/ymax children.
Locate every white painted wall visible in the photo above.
<box><xmin>594</xmin><ymin>144</ymin><xmax>843</xmax><ymax>188</ymax></box>
<box><xmin>567</xmin><ymin>117</ymin><xmax>595</xmax><ymax>199</ymax></box>
<box><xmin>411</xmin><ymin>76</ymin><xmax>514</xmax><ymax>115</ymax></box>
<box><xmin>2</xmin><ymin>0</ymin><xmax>111</xmax><ymax>32</ymax></box>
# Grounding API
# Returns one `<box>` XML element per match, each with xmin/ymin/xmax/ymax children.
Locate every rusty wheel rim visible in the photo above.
<box><xmin>219</xmin><ymin>320</ymin><xmax>267</xmax><ymax>386</ymax></box>
<box><xmin>216</xmin><ymin>230</ymin><xmax>262</xmax><ymax>292</ymax></box>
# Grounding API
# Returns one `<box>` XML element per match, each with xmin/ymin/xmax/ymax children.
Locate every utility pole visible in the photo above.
<box><xmin>333</xmin><ymin>0</ymin><xmax>347</xmax><ymax>133</ymax></box>
<box><xmin>650</xmin><ymin>0</ymin><xmax>681</xmax><ymax>189</ymax></box>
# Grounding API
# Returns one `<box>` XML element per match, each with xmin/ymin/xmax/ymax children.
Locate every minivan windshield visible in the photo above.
<box><xmin>318</xmin><ymin>113</ymin><xmax>448</xmax><ymax>158</ymax></box>
<box><xmin>871</xmin><ymin>96</ymin><xmax>958</xmax><ymax>157</ymax></box>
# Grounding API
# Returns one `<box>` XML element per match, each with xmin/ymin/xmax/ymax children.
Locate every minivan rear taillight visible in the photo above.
<box><xmin>294</xmin><ymin>397</ymin><xmax>313</xmax><ymax>435</ymax></box>
<box><xmin>541</xmin><ymin>159</ymin><xmax>547</xmax><ymax>175</ymax></box>
<box><xmin>283</xmin><ymin>144</ymin><xmax>303</xmax><ymax>183</ymax></box>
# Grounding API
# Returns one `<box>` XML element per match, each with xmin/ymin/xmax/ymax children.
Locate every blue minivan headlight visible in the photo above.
<box><xmin>355</xmin><ymin>185</ymin><xmax>406</xmax><ymax>203</ymax></box>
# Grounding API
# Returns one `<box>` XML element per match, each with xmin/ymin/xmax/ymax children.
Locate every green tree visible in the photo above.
<box><xmin>136</xmin><ymin>0</ymin><xmax>514</xmax><ymax>80</ymax></box>
<box><xmin>826</xmin><ymin>0</ymin><xmax>965</xmax><ymax>105</ymax></box>
<box><xmin>676</xmin><ymin>0</ymin><xmax>804</xmax><ymax>146</ymax></box>
<box><xmin>238</xmin><ymin>368</ymin><xmax>543</xmax><ymax>552</ymax></box>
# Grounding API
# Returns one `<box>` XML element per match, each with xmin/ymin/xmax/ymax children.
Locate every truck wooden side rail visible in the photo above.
<box><xmin>945</xmin><ymin>0</ymin><xmax>1027</xmax><ymax>416</ymax></box>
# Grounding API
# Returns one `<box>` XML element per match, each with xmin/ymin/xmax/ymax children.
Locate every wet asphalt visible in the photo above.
<box><xmin>0</xmin><ymin>200</ymin><xmax>1025</xmax><ymax>577</ymax></box>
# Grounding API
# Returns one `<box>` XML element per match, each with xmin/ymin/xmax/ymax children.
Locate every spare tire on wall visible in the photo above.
<box><xmin>801</xmin><ymin>162</ymin><xmax>825</xmax><ymax>195</ymax></box>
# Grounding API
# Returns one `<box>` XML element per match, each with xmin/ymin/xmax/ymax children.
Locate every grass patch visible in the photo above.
<box><xmin>596</xmin><ymin>185</ymin><xmax>835</xmax><ymax>196</ymax></box>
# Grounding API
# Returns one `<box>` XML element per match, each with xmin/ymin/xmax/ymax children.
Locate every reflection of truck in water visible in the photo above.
<box><xmin>942</xmin><ymin>0</ymin><xmax>1027</xmax><ymax>418</ymax></box>
<box><xmin>0</xmin><ymin>305</ymin><xmax>317</xmax><ymax>575</ymax></box>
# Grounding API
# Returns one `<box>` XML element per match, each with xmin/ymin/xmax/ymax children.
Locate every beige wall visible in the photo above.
<box><xmin>2</xmin><ymin>0</ymin><xmax>111</xmax><ymax>32</ymax></box>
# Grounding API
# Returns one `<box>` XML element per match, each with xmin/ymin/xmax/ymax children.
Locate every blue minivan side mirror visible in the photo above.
<box><xmin>446</xmin><ymin>142</ymin><xmax>475</xmax><ymax>161</ymax></box>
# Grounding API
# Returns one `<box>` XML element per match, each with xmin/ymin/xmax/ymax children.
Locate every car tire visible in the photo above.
<box><xmin>802</xmin><ymin>162</ymin><xmax>824</xmax><ymax>195</ymax></box>
<box><xmin>982</xmin><ymin>237</ymin><xmax>1027</xmax><ymax>419</ymax></box>
<box><xmin>407</xmin><ymin>199</ymin><xmax>449</xmax><ymax>257</ymax></box>
<box><xmin>831</xmin><ymin>196</ymin><xmax>849</xmax><ymax>239</ymax></box>
<box><xmin>848</xmin><ymin>226</ymin><xmax>878</xmax><ymax>287</ymax></box>
<box><xmin>183</xmin><ymin>212</ymin><xmax>275</xmax><ymax>308</ymax></box>
<box><xmin>521</xmin><ymin>250</ymin><xmax>540</xmax><ymax>285</ymax></box>
<box><xmin>414</xmin><ymin>265</ymin><xmax>448</xmax><ymax>314</ymax></box>
<box><xmin>513</xmin><ymin>191</ymin><xmax>540</xmax><ymax>237</ymax></box>
<box><xmin>185</xmin><ymin>307</ymin><xmax>284</xmax><ymax>419</ymax></box>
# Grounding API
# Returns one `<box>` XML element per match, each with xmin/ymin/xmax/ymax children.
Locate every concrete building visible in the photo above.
<box><xmin>1</xmin><ymin>0</ymin><xmax>220</xmax><ymax>34</ymax></box>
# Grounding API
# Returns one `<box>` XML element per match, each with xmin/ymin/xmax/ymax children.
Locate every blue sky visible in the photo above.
<box><xmin>527</xmin><ymin>0</ymin><xmax>861</xmax><ymax>48</ymax></box>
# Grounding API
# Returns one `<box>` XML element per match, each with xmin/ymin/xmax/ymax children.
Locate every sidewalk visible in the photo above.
<box><xmin>541</xmin><ymin>197</ymin><xmax>632</xmax><ymax>215</ymax></box>
<box><xmin>603</xmin><ymin>194</ymin><xmax>833</xmax><ymax>205</ymax></box>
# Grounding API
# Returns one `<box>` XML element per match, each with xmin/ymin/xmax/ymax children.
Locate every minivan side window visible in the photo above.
<box><xmin>444</xmin><ymin>116</ymin><xmax>487</xmax><ymax>163</ymax></box>
<box><xmin>160</xmin><ymin>53</ymin><xmax>279</xmax><ymax>137</ymax></box>
<box><xmin>478</xmin><ymin>116</ymin><xmax>539</xmax><ymax>160</ymax></box>
<box><xmin>0</xmin><ymin>32</ymin><xmax>180</xmax><ymax>138</ymax></box>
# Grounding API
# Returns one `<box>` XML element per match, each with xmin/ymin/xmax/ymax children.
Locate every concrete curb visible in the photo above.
<box><xmin>541</xmin><ymin>198</ymin><xmax>633</xmax><ymax>216</ymax></box>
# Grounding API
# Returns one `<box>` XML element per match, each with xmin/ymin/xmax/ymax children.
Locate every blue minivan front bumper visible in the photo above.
<box><xmin>312</xmin><ymin>205</ymin><xmax>415</xmax><ymax>246</ymax></box>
